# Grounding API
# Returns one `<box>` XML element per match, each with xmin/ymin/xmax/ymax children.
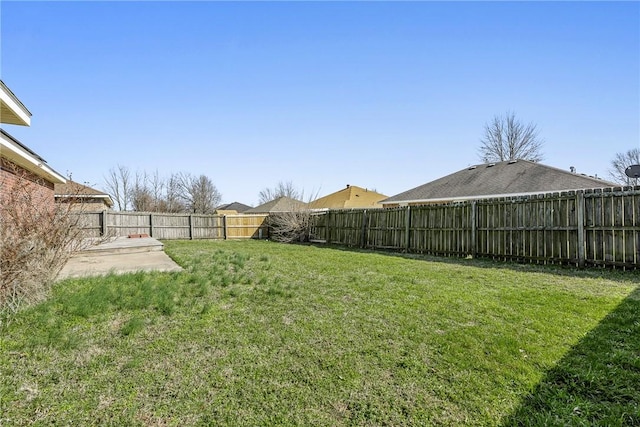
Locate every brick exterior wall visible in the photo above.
<box><xmin>0</xmin><ymin>158</ymin><xmax>56</xmax><ymax>210</ymax></box>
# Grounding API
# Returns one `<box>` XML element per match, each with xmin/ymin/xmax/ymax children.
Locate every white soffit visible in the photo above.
<box><xmin>0</xmin><ymin>81</ymin><xmax>32</xmax><ymax>126</ymax></box>
<box><xmin>1</xmin><ymin>131</ymin><xmax>66</xmax><ymax>184</ymax></box>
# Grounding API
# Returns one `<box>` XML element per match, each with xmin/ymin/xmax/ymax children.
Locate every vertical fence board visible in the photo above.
<box><xmin>74</xmin><ymin>212</ymin><xmax>268</xmax><ymax>240</ymax></box>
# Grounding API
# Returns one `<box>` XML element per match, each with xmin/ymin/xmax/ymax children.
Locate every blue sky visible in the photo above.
<box><xmin>2</xmin><ymin>1</ymin><xmax>638</xmax><ymax>206</ymax></box>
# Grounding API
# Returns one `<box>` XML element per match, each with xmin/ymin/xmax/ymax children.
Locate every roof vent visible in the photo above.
<box><xmin>570</xmin><ymin>166</ymin><xmax>576</xmax><ymax>173</ymax></box>
<box><xmin>468</xmin><ymin>166</ymin><xmax>477</xmax><ymax>170</ymax></box>
<box><xmin>508</xmin><ymin>160</ymin><xmax>517</xmax><ymax>164</ymax></box>
<box><xmin>487</xmin><ymin>163</ymin><xmax>496</xmax><ymax>168</ymax></box>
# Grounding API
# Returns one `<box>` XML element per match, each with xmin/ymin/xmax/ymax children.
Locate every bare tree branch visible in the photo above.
<box><xmin>131</xmin><ymin>170</ymin><xmax>152</xmax><ymax>212</ymax></box>
<box><xmin>608</xmin><ymin>148</ymin><xmax>640</xmax><ymax>185</ymax></box>
<box><xmin>175</xmin><ymin>172</ymin><xmax>222</xmax><ymax>214</ymax></box>
<box><xmin>258</xmin><ymin>180</ymin><xmax>302</xmax><ymax>205</ymax></box>
<box><xmin>479</xmin><ymin>112</ymin><xmax>544</xmax><ymax>163</ymax></box>
<box><xmin>165</xmin><ymin>173</ymin><xmax>186</xmax><ymax>213</ymax></box>
<box><xmin>149</xmin><ymin>169</ymin><xmax>165</xmax><ymax>212</ymax></box>
<box><xmin>103</xmin><ymin>165</ymin><xmax>132</xmax><ymax>211</ymax></box>
<box><xmin>269</xmin><ymin>209</ymin><xmax>313</xmax><ymax>243</ymax></box>
<box><xmin>1</xmin><ymin>162</ymin><xmax>93</xmax><ymax>316</ymax></box>
<box><xmin>104</xmin><ymin>166</ymin><xmax>222</xmax><ymax>213</ymax></box>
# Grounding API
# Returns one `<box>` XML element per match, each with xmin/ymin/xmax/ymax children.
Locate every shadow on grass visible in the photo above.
<box><xmin>300</xmin><ymin>243</ymin><xmax>639</xmax><ymax>423</ymax></box>
<box><xmin>311</xmin><ymin>243</ymin><xmax>640</xmax><ymax>284</ymax></box>
<box><xmin>500</xmin><ymin>287</ymin><xmax>640</xmax><ymax>426</ymax></box>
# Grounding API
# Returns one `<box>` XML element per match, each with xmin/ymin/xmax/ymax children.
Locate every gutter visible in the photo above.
<box><xmin>1</xmin><ymin>129</ymin><xmax>66</xmax><ymax>184</ymax></box>
<box><xmin>381</xmin><ymin>188</ymin><xmax>616</xmax><ymax>206</ymax></box>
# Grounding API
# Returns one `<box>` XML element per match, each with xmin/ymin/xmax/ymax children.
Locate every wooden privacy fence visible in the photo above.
<box><xmin>74</xmin><ymin>211</ymin><xmax>269</xmax><ymax>240</ymax></box>
<box><xmin>309</xmin><ymin>187</ymin><xmax>640</xmax><ymax>269</ymax></box>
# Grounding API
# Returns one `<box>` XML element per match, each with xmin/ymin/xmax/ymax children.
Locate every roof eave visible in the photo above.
<box><xmin>0</xmin><ymin>80</ymin><xmax>32</xmax><ymax>126</ymax></box>
<box><xmin>380</xmin><ymin>189</ymin><xmax>612</xmax><ymax>205</ymax></box>
<box><xmin>55</xmin><ymin>194</ymin><xmax>114</xmax><ymax>206</ymax></box>
<box><xmin>1</xmin><ymin>130</ymin><xmax>66</xmax><ymax>184</ymax></box>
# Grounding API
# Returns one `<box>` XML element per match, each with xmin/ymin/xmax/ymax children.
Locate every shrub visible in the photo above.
<box><xmin>0</xmin><ymin>164</ymin><xmax>88</xmax><ymax>317</ymax></box>
<box><xmin>268</xmin><ymin>210</ymin><xmax>313</xmax><ymax>243</ymax></box>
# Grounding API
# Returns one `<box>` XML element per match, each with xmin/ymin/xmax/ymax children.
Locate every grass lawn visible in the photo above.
<box><xmin>1</xmin><ymin>240</ymin><xmax>638</xmax><ymax>426</ymax></box>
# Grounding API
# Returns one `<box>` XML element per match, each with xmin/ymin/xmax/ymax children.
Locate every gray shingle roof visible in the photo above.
<box><xmin>55</xmin><ymin>180</ymin><xmax>105</xmax><ymax>197</ymax></box>
<box><xmin>382</xmin><ymin>160</ymin><xmax>616</xmax><ymax>204</ymax></box>
<box><xmin>244</xmin><ymin>196</ymin><xmax>308</xmax><ymax>214</ymax></box>
<box><xmin>54</xmin><ymin>180</ymin><xmax>113</xmax><ymax>207</ymax></box>
<box><xmin>217</xmin><ymin>202</ymin><xmax>252</xmax><ymax>213</ymax></box>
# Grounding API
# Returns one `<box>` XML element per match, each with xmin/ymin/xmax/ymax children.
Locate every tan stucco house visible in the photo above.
<box><xmin>310</xmin><ymin>185</ymin><xmax>387</xmax><ymax>210</ymax></box>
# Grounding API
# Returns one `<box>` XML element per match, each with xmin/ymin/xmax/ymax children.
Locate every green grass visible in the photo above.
<box><xmin>1</xmin><ymin>240</ymin><xmax>638</xmax><ymax>426</ymax></box>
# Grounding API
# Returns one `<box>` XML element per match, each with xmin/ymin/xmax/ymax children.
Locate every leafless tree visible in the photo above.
<box><xmin>149</xmin><ymin>170</ymin><xmax>165</xmax><ymax>211</ymax></box>
<box><xmin>258</xmin><ymin>180</ymin><xmax>303</xmax><ymax>204</ymax></box>
<box><xmin>131</xmin><ymin>170</ymin><xmax>152</xmax><ymax>212</ymax></box>
<box><xmin>104</xmin><ymin>166</ymin><xmax>222</xmax><ymax>213</ymax></box>
<box><xmin>175</xmin><ymin>172</ymin><xmax>221</xmax><ymax>214</ymax></box>
<box><xmin>479</xmin><ymin>112</ymin><xmax>544</xmax><ymax>163</ymax></box>
<box><xmin>131</xmin><ymin>170</ymin><xmax>167</xmax><ymax>212</ymax></box>
<box><xmin>608</xmin><ymin>148</ymin><xmax>640</xmax><ymax>185</ymax></box>
<box><xmin>103</xmin><ymin>164</ymin><xmax>132</xmax><ymax>211</ymax></box>
<box><xmin>165</xmin><ymin>173</ymin><xmax>186</xmax><ymax>213</ymax></box>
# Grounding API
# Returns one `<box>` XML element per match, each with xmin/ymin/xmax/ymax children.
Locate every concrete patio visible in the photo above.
<box><xmin>57</xmin><ymin>237</ymin><xmax>183</xmax><ymax>280</ymax></box>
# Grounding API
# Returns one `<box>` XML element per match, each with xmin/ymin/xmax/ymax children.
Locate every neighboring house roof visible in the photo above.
<box><xmin>310</xmin><ymin>185</ymin><xmax>388</xmax><ymax>210</ymax></box>
<box><xmin>54</xmin><ymin>180</ymin><xmax>114</xmax><ymax>207</ymax></box>
<box><xmin>244</xmin><ymin>196</ymin><xmax>308</xmax><ymax>214</ymax></box>
<box><xmin>382</xmin><ymin>160</ymin><xmax>616</xmax><ymax>206</ymax></box>
<box><xmin>0</xmin><ymin>128</ymin><xmax>66</xmax><ymax>184</ymax></box>
<box><xmin>217</xmin><ymin>202</ymin><xmax>252</xmax><ymax>213</ymax></box>
<box><xmin>0</xmin><ymin>80</ymin><xmax>31</xmax><ymax>126</ymax></box>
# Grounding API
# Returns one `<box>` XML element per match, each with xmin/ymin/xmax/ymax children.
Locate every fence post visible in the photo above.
<box><xmin>405</xmin><ymin>206</ymin><xmax>411</xmax><ymax>252</ymax></box>
<box><xmin>189</xmin><ymin>214</ymin><xmax>194</xmax><ymax>240</ymax></box>
<box><xmin>471</xmin><ymin>201</ymin><xmax>477</xmax><ymax>258</ymax></box>
<box><xmin>101</xmin><ymin>210</ymin><xmax>108</xmax><ymax>237</ymax></box>
<box><xmin>576</xmin><ymin>192</ymin><xmax>586</xmax><ymax>267</ymax></box>
<box><xmin>326</xmin><ymin>211</ymin><xmax>331</xmax><ymax>244</ymax></box>
<box><xmin>223</xmin><ymin>215</ymin><xmax>228</xmax><ymax>240</ymax></box>
<box><xmin>266</xmin><ymin>214</ymin><xmax>270</xmax><ymax>240</ymax></box>
<box><xmin>361</xmin><ymin>210</ymin><xmax>368</xmax><ymax>248</ymax></box>
<box><xmin>149</xmin><ymin>213</ymin><xmax>154</xmax><ymax>237</ymax></box>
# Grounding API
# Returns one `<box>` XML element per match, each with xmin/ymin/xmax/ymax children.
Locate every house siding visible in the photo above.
<box><xmin>310</xmin><ymin>186</ymin><xmax>387</xmax><ymax>210</ymax></box>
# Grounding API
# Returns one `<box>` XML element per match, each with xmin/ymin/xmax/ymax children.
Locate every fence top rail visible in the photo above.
<box><xmin>84</xmin><ymin>185</ymin><xmax>640</xmax><ymax>218</ymax></box>
<box><xmin>94</xmin><ymin>211</ymin><xmax>269</xmax><ymax>218</ymax></box>
<box><xmin>317</xmin><ymin>207</ymin><xmax>384</xmax><ymax>212</ymax></box>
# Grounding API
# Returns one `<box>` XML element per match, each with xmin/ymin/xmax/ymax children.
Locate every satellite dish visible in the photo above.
<box><xmin>625</xmin><ymin>164</ymin><xmax>640</xmax><ymax>178</ymax></box>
